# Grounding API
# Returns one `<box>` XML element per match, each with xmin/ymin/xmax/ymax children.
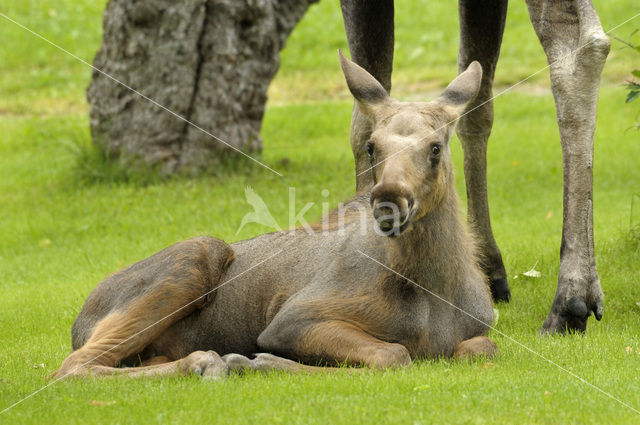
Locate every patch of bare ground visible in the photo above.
<box><xmin>267</xmin><ymin>78</ymin><xmax>556</xmax><ymax>106</ymax></box>
<box><xmin>0</xmin><ymin>97</ymin><xmax>88</xmax><ymax>118</ymax></box>
<box><xmin>268</xmin><ymin>73</ymin><xmax>628</xmax><ymax>106</ymax></box>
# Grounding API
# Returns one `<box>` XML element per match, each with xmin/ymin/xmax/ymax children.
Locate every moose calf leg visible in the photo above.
<box><xmin>66</xmin><ymin>350</ymin><xmax>228</xmax><ymax>379</ymax></box>
<box><xmin>223</xmin><ymin>353</ymin><xmax>353</xmax><ymax>374</ymax></box>
<box><xmin>258</xmin><ymin>319</ymin><xmax>412</xmax><ymax>370</ymax></box>
<box><xmin>52</xmin><ymin>237</ymin><xmax>234</xmax><ymax>379</ymax></box>
<box><xmin>526</xmin><ymin>0</ymin><xmax>608</xmax><ymax>334</ymax></box>
<box><xmin>456</xmin><ymin>0</ymin><xmax>511</xmax><ymax>302</ymax></box>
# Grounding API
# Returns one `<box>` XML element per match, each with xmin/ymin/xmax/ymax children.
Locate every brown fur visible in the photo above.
<box><xmin>453</xmin><ymin>336</ymin><xmax>498</xmax><ymax>360</ymax></box>
<box><xmin>295</xmin><ymin>320</ymin><xmax>411</xmax><ymax>368</ymax></box>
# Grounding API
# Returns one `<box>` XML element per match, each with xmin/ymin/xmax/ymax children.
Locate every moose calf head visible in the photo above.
<box><xmin>339</xmin><ymin>51</ymin><xmax>482</xmax><ymax>236</ymax></box>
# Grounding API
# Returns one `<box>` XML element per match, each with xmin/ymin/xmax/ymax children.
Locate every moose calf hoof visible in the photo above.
<box><xmin>370</xmin><ymin>343</ymin><xmax>412</xmax><ymax>369</ymax></box>
<box><xmin>252</xmin><ymin>353</ymin><xmax>308</xmax><ymax>372</ymax></box>
<box><xmin>222</xmin><ymin>353</ymin><xmax>254</xmax><ymax>374</ymax></box>
<box><xmin>48</xmin><ymin>365</ymin><xmax>88</xmax><ymax>380</ymax></box>
<box><xmin>181</xmin><ymin>350</ymin><xmax>228</xmax><ymax>380</ymax></box>
<box><xmin>453</xmin><ymin>336</ymin><xmax>497</xmax><ymax>360</ymax></box>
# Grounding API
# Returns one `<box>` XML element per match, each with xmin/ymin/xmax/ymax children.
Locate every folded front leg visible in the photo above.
<box><xmin>257</xmin><ymin>319</ymin><xmax>412</xmax><ymax>370</ymax></box>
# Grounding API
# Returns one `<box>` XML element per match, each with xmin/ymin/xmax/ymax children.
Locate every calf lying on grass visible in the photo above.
<box><xmin>52</xmin><ymin>53</ymin><xmax>496</xmax><ymax>379</ymax></box>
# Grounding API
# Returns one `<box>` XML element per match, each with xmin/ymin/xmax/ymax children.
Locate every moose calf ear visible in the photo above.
<box><xmin>339</xmin><ymin>50</ymin><xmax>390</xmax><ymax>118</ymax></box>
<box><xmin>437</xmin><ymin>61</ymin><xmax>483</xmax><ymax>117</ymax></box>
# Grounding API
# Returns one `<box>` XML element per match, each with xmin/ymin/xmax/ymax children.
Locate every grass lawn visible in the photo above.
<box><xmin>1</xmin><ymin>0</ymin><xmax>640</xmax><ymax>424</ymax></box>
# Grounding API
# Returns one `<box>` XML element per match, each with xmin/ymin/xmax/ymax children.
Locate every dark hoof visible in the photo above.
<box><xmin>540</xmin><ymin>295</ymin><xmax>603</xmax><ymax>335</ymax></box>
<box><xmin>490</xmin><ymin>277</ymin><xmax>511</xmax><ymax>303</ymax></box>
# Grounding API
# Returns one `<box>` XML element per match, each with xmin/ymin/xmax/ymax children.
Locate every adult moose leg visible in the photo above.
<box><xmin>526</xmin><ymin>0</ymin><xmax>608</xmax><ymax>333</ymax></box>
<box><xmin>456</xmin><ymin>0</ymin><xmax>511</xmax><ymax>302</ymax></box>
<box><xmin>340</xmin><ymin>0</ymin><xmax>394</xmax><ymax>191</ymax></box>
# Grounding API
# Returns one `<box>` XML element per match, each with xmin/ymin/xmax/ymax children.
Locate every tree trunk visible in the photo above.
<box><xmin>87</xmin><ymin>0</ymin><xmax>317</xmax><ymax>174</ymax></box>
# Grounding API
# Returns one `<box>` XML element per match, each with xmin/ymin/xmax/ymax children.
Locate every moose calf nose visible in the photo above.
<box><xmin>371</xmin><ymin>198</ymin><xmax>412</xmax><ymax>232</ymax></box>
<box><xmin>373</xmin><ymin>203</ymin><xmax>400</xmax><ymax>231</ymax></box>
<box><xmin>371</xmin><ymin>183</ymin><xmax>415</xmax><ymax>234</ymax></box>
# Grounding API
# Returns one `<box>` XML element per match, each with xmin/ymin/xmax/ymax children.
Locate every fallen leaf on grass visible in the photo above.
<box><xmin>480</xmin><ymin>362</ymin><xmax>495</xmax><ymax>369</ymax></box>
<box><xmin>89</xmin><ymin>400</ymin><xmax>116</xmax><ymax>406</ymax></box>
<box><xmin>544</xmin><ymin>391</ymin><xmax>552</xmax><ymax>397</ymax></box>
<box><xmin>522</xmin><ymin>261</ymin><xmax>541</xmax><ymax>278</ymax></box>
<box><xmin>625</xmin><ymin>346</ymin><xmax>633</xmax><ymax>354</ymax></box>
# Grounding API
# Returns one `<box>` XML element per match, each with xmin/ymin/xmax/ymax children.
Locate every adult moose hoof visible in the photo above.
<box><xmin>540</xmin><ymin>275</ymin><xmax>604</xmax><ymax>335</ymax></box>
<box><xmin>489</xmin><ymin>277</ymin><xmax>511</xmax><ymax>303</ymax></box>
<box><xmin>484</xmin><ymin>256</ymin><xmax>511</xmax><ymax>303</ymax></box>
<box><xmin>180</xmin><ymin>351</ymin><xmax>228</xmax><ymax>380</ymax></box>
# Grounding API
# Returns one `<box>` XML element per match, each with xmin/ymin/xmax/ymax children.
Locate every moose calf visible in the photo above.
<box><xmin>52</xmin><ymin>53</ymin><xmax>496</xmax><ymax>379</ymax></box>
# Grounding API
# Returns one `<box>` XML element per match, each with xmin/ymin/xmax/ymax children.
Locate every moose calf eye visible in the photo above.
<box><xmin>431</xmin><ymin>144</ymin><xmax>441</xmax><ymax>156</ymax></box>
<box><xmin>366</xmin><ymin>141</ymin><xmax>375</xmax><ymax>157</ymax></box>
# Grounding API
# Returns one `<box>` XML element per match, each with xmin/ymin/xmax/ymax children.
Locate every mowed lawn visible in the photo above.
<box><xmin>1</xmin><ymin>1</ymin><xmax>640</xmax><ymax>424</ymax></box>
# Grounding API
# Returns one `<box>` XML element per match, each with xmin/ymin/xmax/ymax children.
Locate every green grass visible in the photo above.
<box><xmin>1</xmin><ymin>0</ymin><xmax>640</xmax><ymax>424</ymax></box>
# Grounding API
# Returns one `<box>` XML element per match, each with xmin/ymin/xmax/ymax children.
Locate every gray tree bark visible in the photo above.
<box><xmin>87</xmin><ymin>0</ymin><xmax>317</xmax><ymax>174</ymax></box>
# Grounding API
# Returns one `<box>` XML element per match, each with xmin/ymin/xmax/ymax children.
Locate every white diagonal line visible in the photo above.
<box><xmin>0</xmin><ymin>12</ymin><xmax>283</xmax><ymax>177</ymax></box>
<box><xmin>0</xmin><ymin>248</ymin><xmax>283</xmax><ymax>415</ymax></box>
<box><xmin>356</xmin><ymin>249</ymin><xmax>640</xmax><ymax>416</ymax></box>
<box><xmin>357</xmin><ymin>12</ymin><xmax>640</xmax><ymax>177</ymax></box>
